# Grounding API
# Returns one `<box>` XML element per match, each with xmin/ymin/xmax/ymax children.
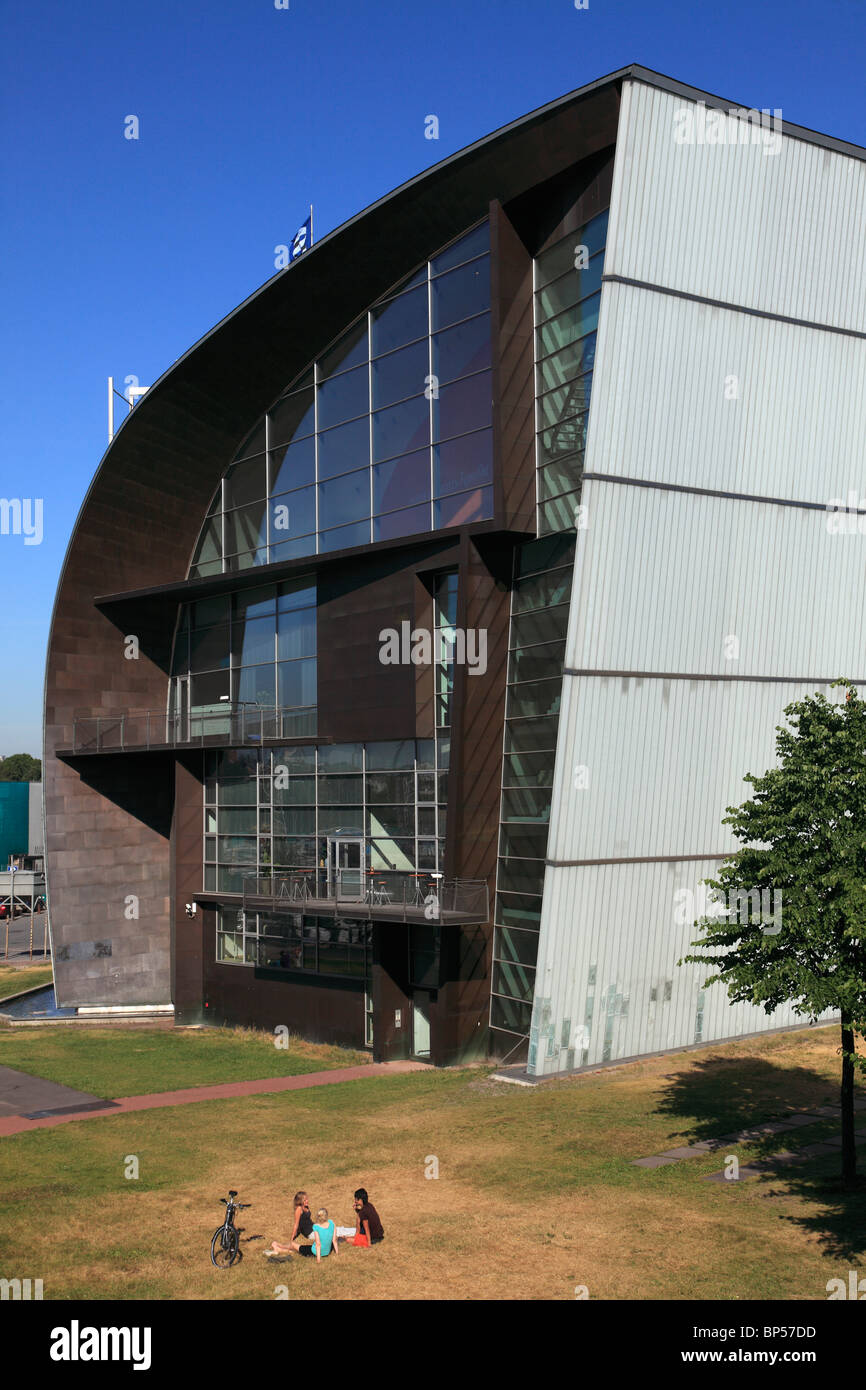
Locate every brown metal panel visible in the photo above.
<box><xmin>172</xmin><ymin>756</ymin><xmax>206</xmax><ymax>1022</ymax></box>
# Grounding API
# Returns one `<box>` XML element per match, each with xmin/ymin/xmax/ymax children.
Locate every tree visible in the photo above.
<box><xmin>0</xmin><ymin>753</ymin><xmax>41</xmax><ymax>782</ymax></box>
<box><xmin>681</xmin><ymin>681</ymin><xmax>866</xmax><ymax>1187</ymax></box>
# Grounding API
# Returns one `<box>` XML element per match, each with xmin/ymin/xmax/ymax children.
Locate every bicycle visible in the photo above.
<box><xmin>211</xmin><ymin>1189</ymin><xmax>251</xmax><ymax>1268</ymax></box>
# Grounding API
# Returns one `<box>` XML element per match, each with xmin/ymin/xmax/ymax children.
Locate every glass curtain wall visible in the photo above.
<box><xmin>535</xmin><ymin>209</ymin><xmax>608</xmax><ymax>536</ymax></box>
<box><xmin>191</xmin><ymin>222</ymin><xmax>493</xmax><ymax>576</ymax></box>
<box><xmin>216</xmin><ymin>905</ymin><xmax>372</xmax><ymax>981</ymax></box>
<box><xmin>489</xmin><ymin>536</ymin><xmax>575</xmax><ymax>1039</ymax></box>
<box><xmin>204</xmin><ymin>739</ymin><xmax>449</xmax><ymax>896</ymax></box>
<box><xmin>489</xmin><ymin>202</ymin><xmax>609</xmax><ymax>1045</ymax></box>
<box><xmin>171</xmin><ymin>576</ymin><xmax>316</xmax><ymax>737</ymax></box>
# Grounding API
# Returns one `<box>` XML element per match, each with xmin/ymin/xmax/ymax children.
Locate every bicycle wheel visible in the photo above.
<box><xmin>211</xmin><ymin>1225</ymin><xmax>239</xmax><ymax>1268</ymax></box>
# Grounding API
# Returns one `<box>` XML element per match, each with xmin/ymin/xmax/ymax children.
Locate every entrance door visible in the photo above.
<box><xmin>412</xmin><ymin>990</ymin><xmax>431</xmax><ymax>1058</ymax></box>
<box><xmin>327</xmin><ymin>837</ymin><xmax>364</xmax><ymax>900</ymax></box>
<box><xmin>169</xmin><ymin>675</ymin><xmax>189</xmax><ymax>743</ymax></box>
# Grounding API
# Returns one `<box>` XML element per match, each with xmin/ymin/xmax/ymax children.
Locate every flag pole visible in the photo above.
<box><xmin>310</xmin><ymin>203</ymin><xmax>314</xmax><ymax>248</ymax></box>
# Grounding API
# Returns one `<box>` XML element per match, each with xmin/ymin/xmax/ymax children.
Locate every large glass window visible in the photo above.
<box><xmin>490</xmin><ymin>532</ymin><xmax>579</xmax><ymax>1044</ymax></box>
<box><xmin>174</xmin><ymin>579</ymin><xmax>317</xmax><ymax>737</ymax></box>
<box><xmin>205</xmin><ymin>740</ymin><xmax>449</xmax><ymax>913</ymax></box>
<box><xmin>533</xmin><ymin>209</ymin><xmax>608</xmax><ymax>537</ymax></box>
<box><xmin>190</xmin><ymin>222</ymin><xmax>493</xmax><ymax>576</ymax></box>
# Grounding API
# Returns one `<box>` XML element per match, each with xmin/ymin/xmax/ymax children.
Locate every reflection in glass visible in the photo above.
<box><xmin>236</xmin><ymin>664</ymin><xmax>276</xmax><ymax>706</ymax></box>
<box><xmin>537</xmin><ymin>294</ymin><xmax>600</xmax><ymax>358</ymax></box>
<box><xmin>535</xmin><ymin>212</ymin><xmax>607</xmax><ymax>286</ymax></box>
<box><xmin>371</xmin><ymin>285</ymin><xmax>428</xmax><ymax>357</ymax></box>
<box><xmin>319</xmin><ymin>320</ymin><xmax>368</xmax><ymax>379</ymax></box>
<box><xmin>373</xmin><ymin>448</ymin><xmax>430</xmax><ymax>514</ymax></box>
<box><xmin>234</xmin><ymin>418</ymin><xmax>267</xmax><ymax>461</ymax></box>
<box><xmin>536</xmin><ymin>255</ymin><xmax>604</xmax><ymax>321</ymax></box>
<box><xmin>318</xmin><ymin>468</ymin><xmax>370</xmax><ymax>530</ymax></box>
<box><xmin>317</xmin><ymin>364</ymin><xmax>369</xmax><ymax>431</ymax></box>
<box><xmin>232</xmin><ymin>615</ymin><xmax>275</xmax><ymax>667</ymax></box>
<box><xmin>268</xmin><ymin>388</ymin><xmax>315</xmax><ymax>447</ymax></box>
<box><xmin>277</xmin><ymin>659</ymin><xmax>317</xmax><ymax>708</ymax></box>
<box><xmin>318</xmin><ymin>519</ymin><xmax>371</xmax><ymax>553</ymax></box>
<box><xmin>277</xmin><ymin>607</ymin><xmax>316</xmax><ymax>660</ymax></box>
<box><xmin>431</xmin><ymin>222</ymin><xmax>489</xmax><ymax>275</ymax></box>
<box><xmin>434</xmin><ymin>486</ymin><xmax>493</xmax><ymax>528</ymax></box>
<box><xmin>371</xmin><ymin>339</ymin><xmax>429</xmax><ymax>410</ymax></box>
<box><xmin>432</xmin><ymin>313</ymin><xmax>491</xmax><ymax>384</ymax></box>
<box><xmin>372</xmin><ymin>394</ymin><xmax>429</xmax><ymax>464</ymax></box>
<box><xmin>434</xmin><ymin>430</ymin><xmax>493</xmax><ymax>497</ymax></box>
<box><xmin>317</xmin><ymin>416</ymin><xmax>370</xmax><ymax>480</ymax></box>
<box><xmin>269</xmin><ymin>436</ymin><xmax>315</xmax><ymax>494</ymax></box>
<box><xmin>269</xmin><ymin>485</ymin><xmax>316</xmax><ymax>540</ymax></box>
<box><xmin>224</xmin><ymin>501</ymin><xmax>268</xmax><ymax>557</ymax></box>
<box><xmin>373</xmin><ymin>502</ymin><xmax>431</xmax><ymax>542</ymax></box>
<box><xmin>431</xmin><ymin>257</ymin><xmax>490</xmax><ymax>331</ymax></box>
<box><xmin>224</xmin><ymin>455</ymin><xmax>267</xmax><ymax>510</ymax></box>
<box><xmin>433</xmin><ymin>372</ymin><xmax>492</xmax><ymax>442</ymax></box>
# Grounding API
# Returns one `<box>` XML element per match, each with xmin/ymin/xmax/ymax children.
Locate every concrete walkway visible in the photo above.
<box><xmin>0</xmin><ymin>1060</ymin><xmax>428</xmax><ymax>1139</ymax></box>
<box><xmin>633</xmin><ymin>1096</ymin><xmax>866</xmax><ymax>1174</ymax></box>
<box><xmin>0</xmin><ymin>1064</ymin><xmax>110</xmax><ymax>1120</ymax></box>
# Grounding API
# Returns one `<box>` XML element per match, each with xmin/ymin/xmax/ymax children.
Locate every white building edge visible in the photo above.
<box><xmin>529</xmin><ymin>76</ymin><xmax>866</xmax><ymax>1075</ymax></box>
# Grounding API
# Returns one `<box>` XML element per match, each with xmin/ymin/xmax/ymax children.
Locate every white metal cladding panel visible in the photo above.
<box><xmin>606</xmin><ymin>80</ymin><xmax>866</xmax><ymax>331</ymax></box>
<box><xmin>546</xmin><ymin>675</ymin><xmax>847</xmax><ymax>861</ymax></box>
<box><xmin>584</xmin><ymin>281</ymin><xmax>866</xmax><ymax>501</ymax></box>
<box><xmin>529</xmin><ymin>859</ymin><xmax>837</xmax><ymax>1075</ymax></box>
<box><xmin>567</xmin><ymin>484</ymin><xmax>866</xmax><ymax>678</ymax></box>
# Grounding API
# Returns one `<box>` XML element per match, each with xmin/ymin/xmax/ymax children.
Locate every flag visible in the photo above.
<box><xmin>290</xmin><ymin>213</ymin><xmax>312</xmax><ymax>262</ymax></box>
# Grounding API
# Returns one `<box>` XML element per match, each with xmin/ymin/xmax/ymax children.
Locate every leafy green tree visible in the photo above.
<box><xmin>681</xmin><ymin>681</ymin><xmax>866</xmax><ymax>1187</ymax></box>
<box><xmin>0</xmin><ymin>753</ymin><xmax>41</xmax><ymax>782</ymax></box>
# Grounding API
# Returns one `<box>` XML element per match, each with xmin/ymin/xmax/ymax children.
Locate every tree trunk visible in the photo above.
<box><xmin>841</xmin><ymin>1017</ymin><xmax>857</xmax><ymax>1186</ymax></box>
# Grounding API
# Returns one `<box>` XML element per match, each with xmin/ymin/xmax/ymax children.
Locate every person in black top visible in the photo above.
<box><xmin>354</xmin><ymin>1187</ymin><xmax>384</xmax><ymax>1244</ymax></box>
<box><xmin>263</xmin><ymin>1190</ymin><xmax>313</xmax><ymax>1258</ymax></box>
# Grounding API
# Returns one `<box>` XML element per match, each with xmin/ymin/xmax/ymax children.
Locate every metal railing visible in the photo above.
<box><xmin>66</xmin><ymin>705</ymin><xmax>316</xmax><ymax>752</ymax></box>
<box><xmin>242</xmin><ymin>870</ymin><xmax>489</xmax><ymax>923</ymax></box>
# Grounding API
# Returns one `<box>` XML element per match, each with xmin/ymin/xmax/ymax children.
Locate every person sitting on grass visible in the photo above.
<box><xmin>263</xmin><ymin>1190</ymin><xmax>314</xmax><ymax>1259</ymax></box>
<box><xmin>294</xmin><ymin>1208</ymin><xmax>337</xmax><ymax>1263</ymax></box>
<box><xmin>353</xmin><ymin>1187</ymin><xmax>384</xmax><ymax>1245</ymax></box>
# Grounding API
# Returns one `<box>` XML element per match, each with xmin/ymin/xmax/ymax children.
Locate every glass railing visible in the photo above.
<box><xmin>241</xmin><ymin>870</ymin><xmax>488</xmax><ymax>923</ymax></box>
<box><xmin>65</xmin><ymin>705</ymin><xmax>316</xmax><ymax>752</ymax></box>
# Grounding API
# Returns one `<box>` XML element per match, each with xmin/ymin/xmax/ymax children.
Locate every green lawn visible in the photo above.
<box><xmin>0</xmin><ymin>1021</ymin><xmax>863</xmax><ymax>1300</ymax></box>
<box><xmin>0</xmin><ymin>963</ymin><xmax>54</xmax><ymax>1002</ymax></box>
<box><xmin>0</xmin><ymin>1023</ymin><xmax>369</xmax><ymax>1097</ymax></box>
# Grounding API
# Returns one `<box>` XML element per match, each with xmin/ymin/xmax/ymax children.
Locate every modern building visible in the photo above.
<box><xmin>45</xmin><ymin>66</ymin><xmax>865</xmax><ymax>1070</ymax></box>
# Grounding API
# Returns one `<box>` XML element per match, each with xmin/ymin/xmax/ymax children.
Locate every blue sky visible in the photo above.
<box><xmin>1</xmin><ymin>0</ymin><xmax>863</xmax><ymax>756</ymax></box>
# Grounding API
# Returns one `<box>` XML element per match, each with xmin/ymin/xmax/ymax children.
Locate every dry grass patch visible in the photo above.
<box><xmin>0</xmin><ymin>1025</ymin><xmax>862</xmax><ymax>1301</ymax></box>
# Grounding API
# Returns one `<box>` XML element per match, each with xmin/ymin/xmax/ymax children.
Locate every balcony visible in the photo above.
<box><xmin>238</xmin><ymin>871</ymin><xmax>489</xmax><ymax>925</ymax></box>
<box><xmin>59</xmin><ymin>705</ymin><xmax>317</xmax><ymax>755</ymax></box>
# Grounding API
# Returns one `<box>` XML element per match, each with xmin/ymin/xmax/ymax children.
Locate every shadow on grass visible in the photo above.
<box><xmin>763</xmin><ymin>1166</ymin><xmax>866</xmax><ymax>1263</ymax></box>
<box><xmin>654</xmin><ymin>1054</ymin><xmax>839</xmax><ymax>1146</ymax></box>
<box><xmin>655</xmin><ymin>1053</ymin><xmax>866</xmax><ymax>1261</ymax></box>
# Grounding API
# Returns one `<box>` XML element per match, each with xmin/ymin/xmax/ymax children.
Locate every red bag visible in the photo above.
<box><xmin>353</xmin><ymin>1233</ymin><xmax>370</xmax><ymax>1247</ymax></box>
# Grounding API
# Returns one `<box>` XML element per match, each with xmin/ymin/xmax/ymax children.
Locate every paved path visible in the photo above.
<box><xmin>633</xmin><ymin>1096</ymin><xmax>866</xmax><ymax>1174</ymax></box>
<box><xmin>0</xmin><ymin>1060</ymin><xmax>428</xmax><ymax>1139</ymax></box>
<box><xmin>0</xmin><ymin>1064</ymin><xmax>108</xmax><ymax>1120</ymax></box>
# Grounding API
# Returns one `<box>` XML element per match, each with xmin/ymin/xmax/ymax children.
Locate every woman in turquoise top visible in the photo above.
<box><xmin>294</xmin><ymin>1208</ymin><xmax>338</xmax><ymax>1263</ymax></box>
